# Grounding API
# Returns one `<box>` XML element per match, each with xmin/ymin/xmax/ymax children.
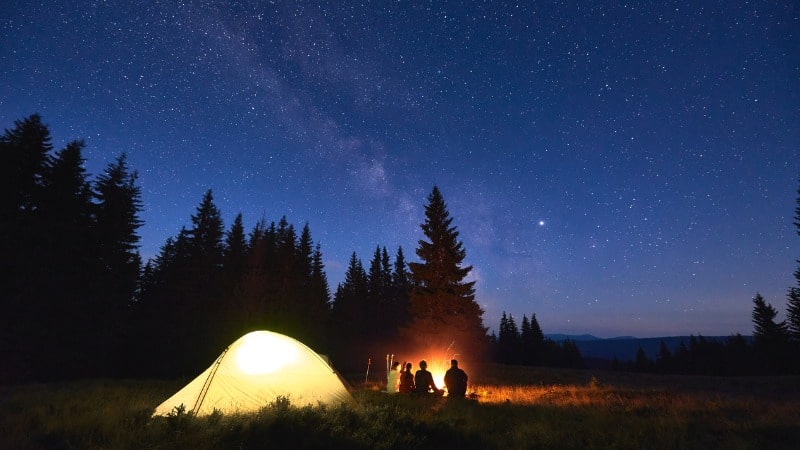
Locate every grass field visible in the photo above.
<box><xmin>1</xmin><ymin>364</ymin><xmax>798</xmax><ymax>449</ymax></box>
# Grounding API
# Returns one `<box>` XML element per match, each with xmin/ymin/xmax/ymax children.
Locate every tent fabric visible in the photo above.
<box><xmin>153</xmin><ymin>330</ymin><xmax>355</xmax><ymax>416</ymax></box>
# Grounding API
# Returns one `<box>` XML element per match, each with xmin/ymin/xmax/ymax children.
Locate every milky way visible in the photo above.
<box><xmin>3</xmin><ymin>1</ymin><xmax>798</xmax><ymax>337</ymax></box>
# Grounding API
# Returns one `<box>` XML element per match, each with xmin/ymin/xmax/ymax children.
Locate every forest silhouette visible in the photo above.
<box><xmin>2</xmin><ymin>115</ymin><xmax>798</xmax><ymax>384</ymax></box>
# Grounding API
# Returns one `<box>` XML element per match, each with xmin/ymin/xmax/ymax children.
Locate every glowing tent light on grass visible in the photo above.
<box><xmin>153</xmin><ymin>330</ymin><xmax>354</xmax><ymax>416</ymax></box>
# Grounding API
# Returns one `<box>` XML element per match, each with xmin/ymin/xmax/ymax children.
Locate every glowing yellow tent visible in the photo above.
<box><xmin>153</xmin><ymin>330</ymin><xmax>354</xmax><ymax>416</ymax></box>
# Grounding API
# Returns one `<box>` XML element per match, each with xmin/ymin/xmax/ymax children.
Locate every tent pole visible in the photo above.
<box><xmin>193</xmin><ymin>346</ymin><xmax>230</xmax><ymax>415</ymax></box>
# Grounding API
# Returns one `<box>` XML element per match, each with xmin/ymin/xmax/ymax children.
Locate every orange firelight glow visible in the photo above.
<box><xmin>403</xmin><ymin>355</ymin><xmax>457</xmax><ymax>395</ymax></box>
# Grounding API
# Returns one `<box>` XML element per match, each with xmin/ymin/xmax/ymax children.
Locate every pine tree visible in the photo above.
<box><xmin>215</xmin><ymin>213</ymin><xmax>248</xmax><ymax>342</ymax></box>
<box><xmin>0</xmin><ymin>114</ymin><xmax>52</xmax><ymax>216</ymax></box>
<box><xmin>310</xmin><ymin>244</ymin><xmax>332</xmax><ymax>333</ymax></box>
<box><xmin>787</xmin><ymin>288</ymin><xmax>800</xmax><ymax>342</ymax></box>
<box><xmin>35</xmin><ymin>139</ymin><xmax>97</xmax><ymax>378</ymax></box>
<box><xmin>519</xmin><ymin>315</ymin><xmax>533</xmax><ymax>365</ymax></box>
<box><xmin>40</xmin><ymin>140</ymin><xmax>94</xmax><ymax>305</ymax></box>
<box><xmin>330</xmin><ymin>252</ymin><xmax>369</xmax><ymax>367</ymax></box>
<box><xmin>292</xmin><ymin>224</ymin><xmax>330</xmax><ymax>348</ymax></box>
<box><xmin>43</xmin><ymin>141</ymin><xmax>94</xmax><ymax>250</ymax></box>
<box><xmin>365</xmin><ymin>245</ymin><xmax>396</xmax><ymax>339</ymax></box>
<box><xmin>529</xmin><ymin>314</ymin><xmax>545</xmax><ymax>344</ymax></box>
<box><xmin>223</xmin><ymin>213</ymin><xmax>248</xmax><ymax>284</ymax></box>
<box><xmin>91</xmin><ymin>153</ymin><xmax>143</xmax><ymax>376</ymax></box>
<box><xmin>273</xmin><ymin>216</ymin><xmax>298</xmax><ymax>322</ymax></box>
<box><xmin>389</xmin><ymin>246</ymin><xmax>412</xmax><ymax>330</ymax></box>
<box><xmin>92</xmin><ymin>154</ymin><xmax>143</xmax><ymax>313</ymax></box>
<box><xmin>496</xmin><ymin>312</ymin><xmax>510</xmax><ymax>362</ymax></box>
<box><xmin>228</xmin><ymin>219</ymin><xmax>271</xmax><ymax>335</ymax></box>
<box><xmin>138</xmin><ymin>229</ymin><xmax>197</xmax><ymax>376</ymax></box>
<box><xmin>312</xmin><ymin>244</ymin><xmax>331</xmax><ymax>306</ymax></box>
<box><xmin>184</xmin><ymin>191</ymin><xmax>226</xmax><ymax>364</ymax></box>
<box><xmin>404</xmin><ymin>186</ymin><xmax>487</xmax><ymax>359</ymax></box>
<box><xmin>236</xmin><ymin>218</ymin><xmax>274</xmax><ymax>324</ymax></box>
<box><xmin>752</xmin><ymin>293</ymin><xmax>788</xmax><ymax>341</ymax></box>
<box><xmin>331</xmin><ymin>252</ymin><xmax>369</xmax><ymax>340</ymax></box>
<box><xmin>752</xmin><ymin>292</ymin><xmax>790</xmax><ymax>373</ymax></box>
<box><xmin>297</xmin><ymin>223</ymin><xmax>314</xmax><ymax>284</ymax></box>
<box><xmin>506</xmin><ymin>314</ymin><xmax>520</xmax><ymax>364</ymax></box>
<box><xmin>382</xmin><ymin>247</ymin><xmax>391</xmax><ymax>286</ymax></box>
<box><xmin>787</xmin><ymin>180</ymin><xmax>800</xmax><ymax>342</ymax></box>
<box><xmin>188</xmin><ymin>190</ymin><xmax>225</xmax><ymax>281</ymax></box>
<box><xmin>367</xmin><ymin>246</ymin><xmax>387</xmax><ymax>336</ymax></box>
<box><xmin>496</xmin><ymin>312</ymin><xmax>519</xmax><ymax>364</ymax></box>
<box><xmin>0</xmin><ymin>115</ymin><xmax>54</xmax><ymax>383</ymax></box>
<box><xmin>520</xmin><ymin>313</ymin><xmax>546</xmax><ymax>365</ymax></box>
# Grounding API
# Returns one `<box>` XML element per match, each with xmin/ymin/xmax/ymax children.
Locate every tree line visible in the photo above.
<box><xmin>600</xmin><ymin>184</ymin><xmax>800</xmax><ymax>376</ymax></box>
<box><xmin>2</xmin><ymin>115</ymin><xmax>143</xmax><ymax>382</ymax></box>
<box><xmin>489</xmin><ymin>312</ymin><xmax>585</xmax><ymax>369</ymax></box>
<box><xmin>1</xmin><ymin>115</ymin><xmax>493</xmax><ymax>382</ymax></box>
<box><xmin>2</xmin><ymin>114</ymin><xmax>797</xmax><ymax>384</ymax></box>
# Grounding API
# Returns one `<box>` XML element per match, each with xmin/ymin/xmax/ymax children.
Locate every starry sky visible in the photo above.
<box><xmin>3</xmin><ymin>1</ymin><xmax>798</xmax><ymax>338</ymax></box>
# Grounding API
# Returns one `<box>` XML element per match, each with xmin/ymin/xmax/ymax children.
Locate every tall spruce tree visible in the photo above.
<box><xmin>37</xmin><ymin>139</ymin><xmax>97</xmax><ymax>378</ymax></box>
<box><xmin>0</xmin><ymin>115</ymin><xmax>54</xmax><ymax>383</ymax></box>
<box><xmin>529</xmin><ymin>313</ymin><xmax>545</xmax><ymax>344</ymax></box>
<box><xmin>311</xmin><ymin>244</ymin><xmax>331</xmax><ymax>308</ymax></box>
<box><xmin>752</xmin><ymin>292</ymin><xmax>790</xmax><ymax>373</ymax></box>
<box><xmin>92</xmin><ymin>154</ymin><xmax>143</xmax><ymax>313</ymax></box>
<box><xmin>519</xmin><ymin>315</ymin><xmax>533</xmax><ymax>365</ymax></box>
<box><xmin>223</xmin><ymin>213</ymin><xmax>247</xmax><ymax>286</ymax></box>
<box><xmin>0</xmin><ymin>114</ymin><xmax>52</xmax><ymax>217</ymax></box>
<box><xmin>183</xmin><ymin>191</ymin><xmax>226</xmax><ymax>364</ymax></box>
<box><xmin>309</xmin><ymin>243</ymin><xmax>332</xmax><ymax>348</ymax></box>
<box><xmin>788</xmin><ymin>288</ymin><xmax>800</xmax><ymax>342</ymax></box>
<box><xmin>405</xmin><ymin>186</ymin><xmax>487</xmax><ymax>359</ymax></box>
<box><xmin>188</xmin><ymin>190</ymin><xmax>225</xmax><ymax>281</ymax></box>
<box><xmin>752</xmin><ymin>293</ymin><xmax>788</xmax><ymax>342</ymax></box>
<box><xmin>496</xmin><ymin>312</ymin><xmax>519</xmax><ymax>364</ymax></box>
<box><xmin>389</xmin><ymin>246</ymin><xmax>412</xmax><ymax>331</ymax></box>
<box><xmin>40</xmin><ymin>140</ymin><xmax>94</xmax><ymax>303</ymax></box>
<box><xmin>293</xmin><ymin>223</ymin><xmax>330</xmax><ymax>348</ymax></box>
<box><xmin>331</xmin><ymin>252</ymin><xmax>369</xmax><ymax>337</ymax></box>
<box><xmin>91</xmin><ymin>153</ymin><xmax>143</xmax><ymax>376</ymax></box>
<box><xmin>233</xmin><ymin>218</ymin><xmax>273</xmax><ymax>329</ymax></box>
<box><xmin>787</xmin><ymin>180</ymin><xmax>800</xmax><ymax>342</ymax></box>
<box><xmin>186</xmin><ymin>190</ymin><xmax>225</xmax><ymax>320</ymax></box>
<box><xmin>367</xmin><ymin>246</ymin><xmax>393</xmax><ymax>338</ymax></box>
<box><xmin>273</xmin><ymin>216</ymin><xmax>298</xmax><ymax>324</ymax></box>
<box><xmin>330</xmin><ymin>252</ymin><xmax>369</xmax><ymax>367</ymax></box>
<box><xmin>523</xmin><ymin>313</ymin><xmax>546</xmax><ymax>366</ymax></box>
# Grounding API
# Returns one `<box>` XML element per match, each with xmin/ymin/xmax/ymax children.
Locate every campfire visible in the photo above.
<box><xmin>385</xmin><ymin>351</ymin><xmax>461</xmax><ymax>395</ymax></box>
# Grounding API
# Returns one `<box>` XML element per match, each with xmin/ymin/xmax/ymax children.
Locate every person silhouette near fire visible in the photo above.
<box><xmin>387</xmin><ymin>360</ymin><xmax>401</xmax><ymax>393</ymax></box>
<box><xmin>399</xmin><ymin>362</ymin><xmax>415</xmax><ymax>393</ymax></box>
<box><xmin>444</xmin><ymin>359</ymin><xmax>468</xmax><ymax>398</ymax></box>
<box><xmin>414</xmin><ymin>360</ymin><xmax>443</xmax><ymax>396</ymax></box>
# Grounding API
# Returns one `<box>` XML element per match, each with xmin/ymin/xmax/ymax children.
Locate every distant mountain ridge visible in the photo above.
<box><xmin>545</xmin><ymin>334</ymin><xmax>753</xmax><ymax>362</ymax></box>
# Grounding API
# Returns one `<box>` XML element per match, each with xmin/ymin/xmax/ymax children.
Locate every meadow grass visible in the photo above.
<box><xmin>1</xmin><ymin>365</ymin><xmax>798</xmax><ymax>449</ymax></box>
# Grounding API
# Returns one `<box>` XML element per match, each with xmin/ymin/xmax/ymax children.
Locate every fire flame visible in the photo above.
<box><xmin>400</xmin><ymin>354</ymin><xmax>458</xmax><ymax>395</ymax></box>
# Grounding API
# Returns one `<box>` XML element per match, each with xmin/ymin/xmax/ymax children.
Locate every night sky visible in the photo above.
<box><xmin>3</xmin><ymin>1</ymin><xmax>798</xmax><ymax>338</ymax></box>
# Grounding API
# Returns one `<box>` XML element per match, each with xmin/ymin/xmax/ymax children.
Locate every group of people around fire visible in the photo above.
<box><xmin>386</xmin><ymin>358</ymin><xmax>468</xmax><ymax>398</ymax></box>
